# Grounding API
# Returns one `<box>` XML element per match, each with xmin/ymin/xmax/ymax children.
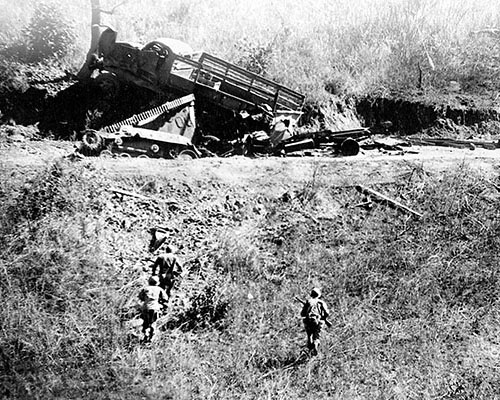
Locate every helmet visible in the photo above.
<box><xmin>148</xmin><ymin>275</ymin><xmax>159</xmax><ymax>286</ymax></box>
<box><xmin>311</xmin><ymin>287</ymin><xmax>321</xmax><ymax>298</ymax></box>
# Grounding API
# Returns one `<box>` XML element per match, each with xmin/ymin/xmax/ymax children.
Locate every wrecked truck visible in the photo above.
<box><xmin>80</xmin><ymin>27</ymin><xmax>306</xmax><ymax>158</ymax></box>
<box><xmin>81</xmin><ymin>28</ymin><xmax>369</xmax><ymax>159</ymax></box>
<box><xmin>89</xmin><ymin>28</ymin><xmax>304</xmax><ymax>115</ymax></box>
<box><xmin>78</xmin><ymin>28</ymin><xmax>305</xmax><ymax>157</ymax></box>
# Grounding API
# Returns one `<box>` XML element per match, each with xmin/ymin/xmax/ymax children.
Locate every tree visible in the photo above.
<box><xmin>77</xmin><ymin>0</ymin><xmax>128</xmax><ymax>80</ymax></box>
<box><xmin>24</xmin><ymin>1</ymin><xmax>76</xmax><ymax>62</ymax></box>
<box><xmin>77</xmin><ymin>0</ymin><xmax>102</xmax><ymax>80</ymax></box>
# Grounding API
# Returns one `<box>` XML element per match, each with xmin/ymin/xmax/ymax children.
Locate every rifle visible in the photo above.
<box><xmin>295</xmin><ymin>296</ymin><xmax>332</xmax><ymax>328</ymax></box>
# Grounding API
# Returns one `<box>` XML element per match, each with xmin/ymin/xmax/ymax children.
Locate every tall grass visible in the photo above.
<box><xmin>1</xmin><ymin>158</ymin><xmax>500</xmax><ymax>398</ymax></box>
<box><xmin>1</xmin><ymin>0</ymin><xmax>500</xmax><ymax>100</ymax></box>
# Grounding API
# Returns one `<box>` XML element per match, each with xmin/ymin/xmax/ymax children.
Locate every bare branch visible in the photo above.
<box><xmin>97</xmin><ymin>0</ymin><xmax>129</xmax><ymax>15</ymax></box>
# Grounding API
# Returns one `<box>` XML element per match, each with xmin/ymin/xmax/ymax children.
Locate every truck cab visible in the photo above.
<box><xmin>92</xmin><ymin>28</ymin><xmax>304</xmax><ymax>115</ymax></box>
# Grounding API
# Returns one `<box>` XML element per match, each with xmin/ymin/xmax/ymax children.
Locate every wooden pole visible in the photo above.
<box><xmin>355</xmin><ymin>185</ymin><xmax>423</xmax><ymax>219</ymax></box>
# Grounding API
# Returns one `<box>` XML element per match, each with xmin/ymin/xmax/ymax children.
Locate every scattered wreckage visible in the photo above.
<box><xmin>79</xmin><ymin>91</ymin><xmax>371</xmax><ymax>158</ymax></box>
<box><xmin>78</xmin><ymin>27</ymin><xmax>312</xmax><ymax>158</ymax></box>
<box><xmin>78</xmin><ymin>27</ymin><xmax>379</xmax><ymax>159</ymax></box>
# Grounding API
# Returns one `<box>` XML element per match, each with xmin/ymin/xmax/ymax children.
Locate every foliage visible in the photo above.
<box><xmin>22</xmin><ymin>1</ymin><xmax>76</xmax><ymax>62</ymax></box>
<box><xmin>182</xmin><ymin>278</ymin><xmax>230</xmax><ymax>331</ymax></box>
<box><xmin>0</xmin><ymin>59</ymin><xmax>29</xmax><ymax>93</ymax></box>
<box><xmin>1</xmin><ymin>0</ymin><xmax>500</xmax><ymax>98</ymax></box>
<box><xmin>2</xmin><ymin>159</ymin><xmax>500</xmax><ymax>398</ymax></box>
<box><xmin>235</xmin><ymin>38</ymin><xmax>274</xmax><ymax>76</ymax></box>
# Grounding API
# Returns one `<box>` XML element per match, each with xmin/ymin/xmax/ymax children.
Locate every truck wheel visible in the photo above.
<box><xmin>81</xmin><ymin>130</ymin><xmax>103</xmax><ymax>154</ymax></box>
<box><xmin>95</xmin><ymin>71</ymin><xmax>120</xmax><ymax>99</ymax></box>
<box><xmin>177</xmin><ymin>149</ymin><xmax>199</xmax><ymax>160</ymax></box>
<box><xmin>143</xmin><ymin>41</ymin><xmax>170</xmax><ymax>58</ymax></box>
<box><xmin>340</xmin><ymin>138</ymin><xmax>359</xmax><ymax>156</ymax></box>
<box><xmin>100</xmin><ymin>149</ymin><xmax>113</xmax><ymax>158</ymax></box>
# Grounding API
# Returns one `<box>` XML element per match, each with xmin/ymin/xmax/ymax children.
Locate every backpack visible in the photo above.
<box><xmin>305</xmin><ymin>299</ymin><xmax>322</xmax><ymax>323</ymax></box>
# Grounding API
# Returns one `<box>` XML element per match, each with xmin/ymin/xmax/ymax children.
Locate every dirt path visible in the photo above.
<box><xmin>1</xmin><ymin>140</ymin><xmax>499</xmax><ymax>192</ymax></box>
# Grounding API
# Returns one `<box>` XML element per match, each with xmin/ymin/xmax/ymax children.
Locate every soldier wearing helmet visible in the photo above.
<box><xmin>151</xmin><ymin>243</ymin><xmax>184</xmax><ymax>297</ymax></box>
<box><xmin>138</xmin><ymin>275</ymin><xmax>168</xmax><ymax>342</ymax></box>
<box><xmin>300</xmin><ymin>287</ymin><xmax>330</xmax><ymax>355</ymax></box>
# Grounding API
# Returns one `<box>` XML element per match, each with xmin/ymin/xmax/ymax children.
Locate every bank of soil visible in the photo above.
<box><xmin>356</xmin><ymin>93</ymin><xmax>500</xmax><ymax>138</ymax></box>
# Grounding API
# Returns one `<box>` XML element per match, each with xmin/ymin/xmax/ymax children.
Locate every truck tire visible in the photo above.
<box><xmin>95</xmin><ymin>71</ymin><xmax>120</xmax><ymax>99</ymax></box>
<box><xmin>81</xmin><ymin>130</ymin><xmax>104</xmax><ymax>154</ymax></box>
<box><xmin>340</xmin><ymin>138</ymin><xmax>359</xmax><ymax>156</ymax></box>
<box><xmin>100</xmin><ymin>149</ymin><xmax>113</xmax><ymax>158</ymax></box>
<box><xmin>177</xmin><ymin>149</ymin><xmax>199</xmax><ymax>160</ymax></box>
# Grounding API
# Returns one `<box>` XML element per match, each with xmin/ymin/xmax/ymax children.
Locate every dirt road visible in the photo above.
<box><xmin>2</xmin><ymin>139</ymin><xmax>499</xmax><ymax>185</ymax></box>
<box><xmin>1</xmin><ymin>139</ymin><xmax>499</xmax><ymax>193</ymax></box>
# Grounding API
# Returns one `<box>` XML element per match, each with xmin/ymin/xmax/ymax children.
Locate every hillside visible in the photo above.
<box><xmin>1</xmin><ymin>142</ymin><xmax>500</xmax><ymax>399</ymax></box>
<box><xmin>2</xmin><ymin>1</ymin><xmax>500</xmax><ymax>398</ymax></box>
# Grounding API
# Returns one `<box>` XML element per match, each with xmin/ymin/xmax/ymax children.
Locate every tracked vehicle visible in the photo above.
<box><xmin>80</xmin><ymin>94</ymin><xmax>201</xmax><ymax>159</ymax></box>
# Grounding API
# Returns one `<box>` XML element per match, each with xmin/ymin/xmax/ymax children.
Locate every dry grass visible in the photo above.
<box><xmin>1</xmin><ymin>158</ymin><xmax>500</xmax><ymax>399</ymax></box>
<box><xmin>1</xmin><ymin>0</ymin><xmax>500</xmax><ymax>100</ymax></box>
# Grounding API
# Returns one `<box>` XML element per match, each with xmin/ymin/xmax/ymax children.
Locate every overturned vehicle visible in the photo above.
<box><xmin>80</xmin><ymin>28</ymin><xmax>366</xmax><ymax>158</ymax></box>
<box><xmin>88</xmin><ymin>28</ymin><xmax>304</xmax><ymax>114</ymax></box>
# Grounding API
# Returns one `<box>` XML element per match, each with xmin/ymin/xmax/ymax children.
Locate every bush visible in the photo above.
<box><xmin>0</xmin><ymin>59</ymin><xmax>29</xmax><ymax>93</ymax></box>
<box><xmin>22</xmin><ymin>1</ymin><xmax>76</xmax><ymax>61</ymax></box>
<box><xmin>235</xmin><ymin>38</ymin><xmax>274</xmax><ymax>76</ymax></box>
<box><xmin>182</xmin><ymin>279</ymin><xmax>230</xmax><ymax>331</ymax></box>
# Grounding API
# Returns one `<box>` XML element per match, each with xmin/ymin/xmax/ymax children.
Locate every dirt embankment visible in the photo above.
<box><xmin>357</xmin><ymin>95</ymin><xmax>500</xmax><ymax>138</ymax></box>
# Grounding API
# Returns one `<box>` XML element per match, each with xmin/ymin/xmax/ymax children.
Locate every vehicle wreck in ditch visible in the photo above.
<box><xmin>79</xmin><ymin>27</ymin><xmax>367</xmax><ymax>159</ymax></box>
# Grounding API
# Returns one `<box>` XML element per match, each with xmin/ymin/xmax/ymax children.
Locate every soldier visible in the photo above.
<box><xmin>151</xmin><ymin>244</ymin><xmax>184</xmax><ymax>297</ymax></box>
<box><xmin>138</xmin><ymin>275</ymin><xmax>168</xmax><ymax>342</ymax></box>
<box><xmin>300</xmin><ymin>287</ymin><xmax>330</xmax><ymax>355</ymax></box>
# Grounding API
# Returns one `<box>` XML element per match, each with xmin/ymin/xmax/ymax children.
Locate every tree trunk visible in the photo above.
<box><xmin>77</xmin><ymin>0</ymin><xmax>102</xmax><ymax>80</ymax></box>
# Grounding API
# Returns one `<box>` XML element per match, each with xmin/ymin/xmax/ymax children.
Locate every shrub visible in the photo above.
<box><xmin>22</xmin><ymin>1</ymin><xmax>76</xmax><ymax>61</ymax></box>
<box><xmin>235</xmin><ymin>37</ymin><xmax>274</xmax><ymax>76</ymax></box>
<box><xmin>0</xmin><ymin>59</ymin><xmax>29</xmax><ymax>93</ymax></box>
<box><xmin>182</xmin><ymin>279</ymin><xmax>230</xmax><ymax>331</ymax></box>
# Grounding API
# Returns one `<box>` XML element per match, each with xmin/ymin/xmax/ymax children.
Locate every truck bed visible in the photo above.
<box><xmin>167</xmin><ymin>53</ymin><xmax>305</xmax><ymax>112</ymax></box>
